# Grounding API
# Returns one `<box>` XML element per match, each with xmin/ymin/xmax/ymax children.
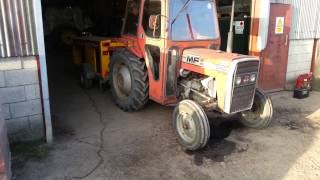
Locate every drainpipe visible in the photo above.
<box><xmin>227</xmin><ymin>0</ymin><xmax>235</xmax><ymax>53</ymax></box>
<box><xmin>311</xmin><ymin>39</ymin><xmax>318</xmax><ymax>75</ymax></box>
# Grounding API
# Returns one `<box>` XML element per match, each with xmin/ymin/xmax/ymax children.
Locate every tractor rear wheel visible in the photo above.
<box><xmin>110</xmin><ymin>49</ymin><xmax>149</xmax><ymax>112</ymax></box>
<box><xmin>173</xmin><ymin>100</ymin><xmax>210</xmax><ymax>151</ymax></box>
<box><xmin>240</xmin><ymin>89</ymin><xmax>273</xmax><ymax>129</ymax></box>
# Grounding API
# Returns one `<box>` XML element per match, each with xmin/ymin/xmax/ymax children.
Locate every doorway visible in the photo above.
<box><xmin>259</xmin><ymin>3</ymin><xmax>292</xmax><ymax>91</ymax></box>
<box><xmin>217</xmin><ymin>0</ymin><xmax>252</xmax><ymax>55</ymax></box>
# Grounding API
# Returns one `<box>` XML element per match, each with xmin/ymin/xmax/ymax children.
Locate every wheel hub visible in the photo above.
<box><xmin>242</xmin><ymin>102</ymin><xmax>262</xmax><ymax>122</ymax></box>
<box><xmin>177</xmin><ymin>113</ymin><xmax>196</xmax><ymax>143</ymax></box>
<box><xmin>113</xmin><ymin>63</ymin><xmax>132</xmax><ymax>98</ymax></box>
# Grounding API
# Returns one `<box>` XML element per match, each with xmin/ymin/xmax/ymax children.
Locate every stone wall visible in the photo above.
<box><xmin>0</xmin><ymin>56</ymin><xmax>44</xmax><ymax>142</ymax></box>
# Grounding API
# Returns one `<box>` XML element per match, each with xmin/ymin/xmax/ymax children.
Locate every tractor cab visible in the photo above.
<box><xmin>121</xmin><ymin>0</ymin><xmax>221</xmax><ymax>105</ymax></box>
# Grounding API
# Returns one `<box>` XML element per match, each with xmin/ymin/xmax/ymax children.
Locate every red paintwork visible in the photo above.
<box><xmin>311</xmin><ymin>39</ymin><xmax>318</xmax><ymax>74</ymax></box>
<box><xmin>295</xmin><ymin>73</ymin><xmax>313</xmax><ymax>89</ymax></box>
<box><xmin>259</xmin><ymin>4</ymin><xmax>292</xmax><ymax>92</ymax></box>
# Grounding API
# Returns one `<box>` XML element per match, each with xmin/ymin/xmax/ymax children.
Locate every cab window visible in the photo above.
<box><xmin>142</xmin><ymin>0</ymin><xmax>161</xmax><ymax>38</ymax></box>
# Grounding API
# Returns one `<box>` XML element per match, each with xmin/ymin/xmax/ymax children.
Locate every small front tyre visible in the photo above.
<box><xmin>240</xmin><ymin>89</ymin><xmax>273</xmax><ymax>129</ymax></box>
<box><xmin>173</xmin><ymin>100</ymin><xmax>210</xmax><ymax>151</ymax></box>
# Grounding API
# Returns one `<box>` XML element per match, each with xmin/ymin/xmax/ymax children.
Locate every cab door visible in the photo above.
<box><xmin>138</xmin><ymin>0</ymin><xmax>168</xmax><ymax>104</ymax></box>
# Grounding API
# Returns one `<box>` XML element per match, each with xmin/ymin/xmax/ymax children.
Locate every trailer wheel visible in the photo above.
<box><xmin>80</xmin><ymin>73</ymin><xmax>93</xmax><ymax>89</ymax></box>
<box><xmin>80</xmin><ymin>64</ymin><xmax>94</xmax><ymax>89</ymax></box>
<box><xmin>110</xmin><ymin>49</ymin><xmax>149</xmax><ymax>111</ymax></box>
<box><xmin>173</xmin><ymin>100</ymin><xmax>210</xmax><ymax>151</ymax></box>
<box><xmin>240</xmin><ymin>89</ymin><xmax>273</xmax><ymax>129</ymax></box>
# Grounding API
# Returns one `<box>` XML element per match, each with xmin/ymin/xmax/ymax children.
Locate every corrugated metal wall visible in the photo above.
<box><xmin>0</xmin><ymin>0</ymin><xmax>38</xmax><ymax>58</ymax></box>
<box><xmin>271</xmin><ymin>0</ymin><xmax>320</xmax><ymax>40</ymax></box>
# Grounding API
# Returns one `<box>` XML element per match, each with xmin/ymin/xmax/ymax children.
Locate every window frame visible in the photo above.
<box><xmin>141</xmin><ymin>0</ymin><xmax>162</xmax><ymax>39</ymax></box>
<box><xmin>169</xmin><ymin>0</ymin><xmax>220</xmax><ymax>42</ymax></box>
<box><xmin>122</xmin><ymin>0</ymin><xmax>141</xmax><ymax>36</ymax></box>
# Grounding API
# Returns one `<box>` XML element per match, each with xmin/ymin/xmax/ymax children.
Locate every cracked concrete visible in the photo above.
<box><xmin>12</xmin><ymin>52</ymin><xmax>320</xmax><ymax>180</ymax></box>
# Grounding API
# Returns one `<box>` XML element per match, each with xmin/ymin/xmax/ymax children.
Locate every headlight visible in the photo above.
<box><xmin>250</xmin><ymin>74</ymin><xmax>256</xmax><ymax>82</ymax></box>
<box><xmin>236</xmin><ymin>76</ymin><xmax>242</xmax><ymax>85</ymax></box>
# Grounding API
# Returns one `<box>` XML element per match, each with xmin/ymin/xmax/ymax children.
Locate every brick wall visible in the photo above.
<box><xmin>0</xmin><ymin>56</ymin><xmax>44</xmax><ymax>142</ymax></box>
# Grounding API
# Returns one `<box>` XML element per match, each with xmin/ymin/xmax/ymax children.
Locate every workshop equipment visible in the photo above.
<box><xmin>72</xmin><ymin>0</ymin><xmax>273</xmax><ymax>151</ymax></box>
<box><xmin>294</xmin><ymin>73</ymin><xmax>313</xmax><ymax>99</ymax></box>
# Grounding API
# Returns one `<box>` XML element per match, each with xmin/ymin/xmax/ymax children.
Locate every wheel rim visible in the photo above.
<box><xmin>177</xmin><ymin>112</ymin><xmax>197</xmax><ymax>144</ymax></box>
<box><xmin>112</xmin><ymin>62</ymin><xmax>132</xmax><ymax>99</ymax></box>
<box><xmin>242</xmin><ymin>99</ymin><xmax>263</xmax><ymax>122</ymax></box>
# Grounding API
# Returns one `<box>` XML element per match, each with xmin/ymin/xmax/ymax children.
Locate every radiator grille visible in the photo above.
<box><xmin>230</xmin><ymin>60</ymin><xmax>260</xmax><ymax>113</ymax></box>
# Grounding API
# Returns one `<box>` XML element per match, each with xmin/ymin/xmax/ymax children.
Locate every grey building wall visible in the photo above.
<box><xmin>0</xmin><ymin>56</ymin><xmax>44</xmax><ymax>142</ymax></box>
<box><xmin>286</xmin><ymin>39</ymin><xmax>314</xmax><ymax>84</ymax></box>
<box><xmin>0</xmin><ymin>0</ymin><xmax>50</xmax><ymax>142</ymax></box>
<box><xmin>0</xmin><ymin>98</ymin><xmax>11</xmax><ymax>180</ymax></box>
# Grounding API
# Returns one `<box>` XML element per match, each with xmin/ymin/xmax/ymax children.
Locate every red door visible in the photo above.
<box><xmin>259</xmin><ymin>4</ymin><xmax>292</xmax><ymax>91</ymax></box>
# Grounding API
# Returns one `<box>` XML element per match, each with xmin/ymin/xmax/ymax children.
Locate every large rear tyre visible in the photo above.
<box><xmin>110</xmin><ymin>49</ymin><xmax>149</xmax><ymax>112</ymax></box>
<box><xmin>173</xmin><ymin>100</ymin><xmax>210</xmax><ymax>151</ymax></box>
<box><xmin>240</xmin><ymin>89</ymin><xmax>273</xmax><ymax>129</ymax></box>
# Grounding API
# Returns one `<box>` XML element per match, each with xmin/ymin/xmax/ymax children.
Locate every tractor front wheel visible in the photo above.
<box><xmin>173</xmin><ymin>100</ymin><xmax>210</xmax><ymax>151</ymax></box>
<box><xmin>240</xmin><ymin>89</ymin><xmax>273</xmax><ymax>129</ymax></box>
<box><xmin>110</xmin><ymin>50</ymin><xmax>149</xmax><ymax>112</ymax></box>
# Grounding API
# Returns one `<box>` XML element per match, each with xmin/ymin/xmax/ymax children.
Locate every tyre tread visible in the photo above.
<box><xmin>173</xmin><ymin>100</ymin><xmax>210</xmax><ymax>151</ymax></box>
<box><xmin>110</xmin><ymin>49</ymin><xmax>149</xmax><ymax>112</ymax></box>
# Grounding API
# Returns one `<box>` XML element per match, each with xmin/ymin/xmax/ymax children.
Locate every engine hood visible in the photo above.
<box><xmin>181</xmin><ymin>48</ymin><xmax>257</xmax><ymax>74</ymax></box>
<box><xmin>180</xmin><ymin>48</ymin><xmax>260</xmax><ymax>113</ymax></box>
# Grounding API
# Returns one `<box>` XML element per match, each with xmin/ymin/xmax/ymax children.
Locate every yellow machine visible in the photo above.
<box><xmin>72</xmin><ymin>36</ymin><xmax>126</xmax><ymax>88</ymax></box>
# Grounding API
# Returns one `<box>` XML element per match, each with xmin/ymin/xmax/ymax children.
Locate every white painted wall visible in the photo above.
<box><xmin>257</xmin><ymin>0</ymin><xmax>270</xmax><ymax>51</ymax></box>
<box><xmin>286</xmin><ymin>39</ymin><xmax>314</xmax><ymax>83</ymax></box>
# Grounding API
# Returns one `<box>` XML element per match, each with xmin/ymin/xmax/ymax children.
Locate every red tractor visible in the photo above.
<box><xmin>74</xmin><ymin>0</ymin><xmax>273</xmax><ymax>150</ymax></box>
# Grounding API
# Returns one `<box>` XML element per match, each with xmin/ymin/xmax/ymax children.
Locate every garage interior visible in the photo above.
<box><xmin>43</xmin><ymin>0</ymin><xmax>252</xmax><ymax>53</ymax></box>
<box><xmin>42</xmin><ymin>0</ymin><xmax>254</xmax><ymax>131</ymax></box>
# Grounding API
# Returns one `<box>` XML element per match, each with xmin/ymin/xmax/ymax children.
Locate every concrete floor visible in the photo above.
<box><xmin>12</xmin><ymin>52</ymin><xmax>320</xmax><ymax>180</ymax></box>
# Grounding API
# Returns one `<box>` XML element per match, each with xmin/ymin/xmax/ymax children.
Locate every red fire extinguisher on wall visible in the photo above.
<box><xmin>293</xmin><ymin>73</ymin><xmax>313</xmax><ymax>99</ymax></box>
